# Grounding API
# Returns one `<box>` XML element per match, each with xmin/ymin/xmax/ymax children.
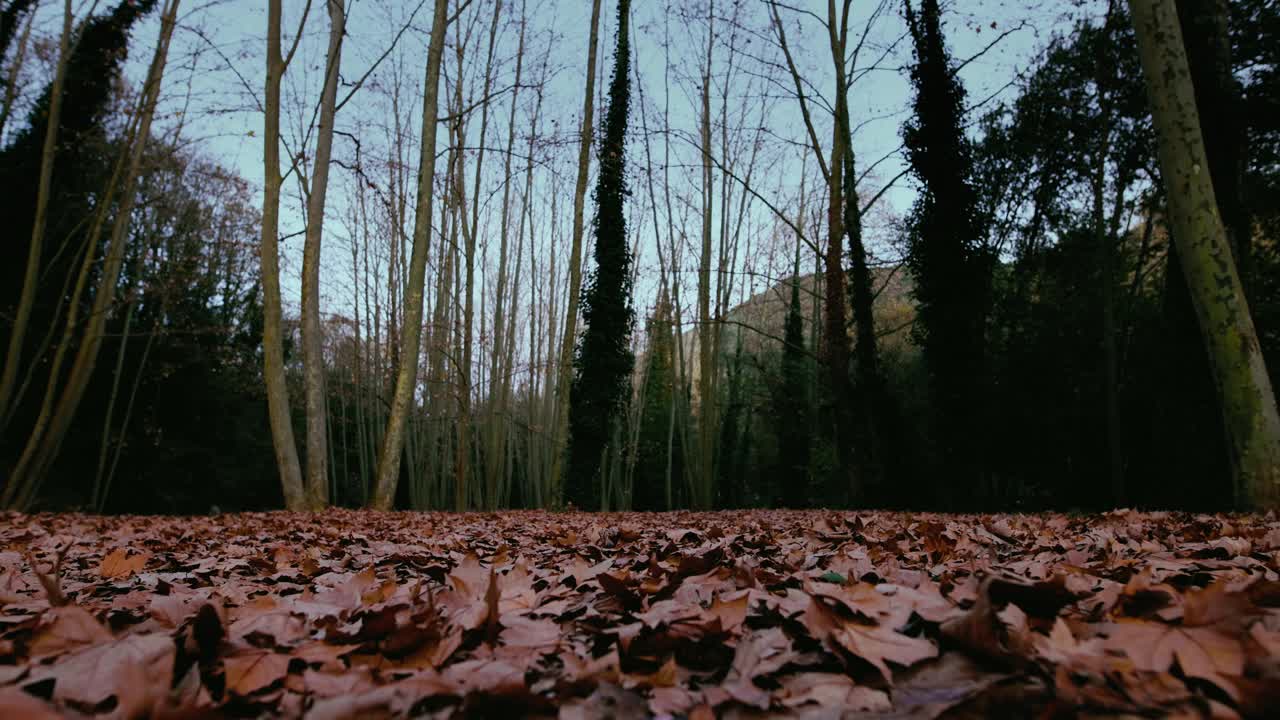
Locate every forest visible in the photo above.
<box><xmin>1</xmin><ymin>0</ymin><xmax>1280</xmax><ymax>717</ymax></box>
<box><xmin>0</xmin><ymin>0</ymin><xmax>1278</xmax><ymax>515</ymax></box>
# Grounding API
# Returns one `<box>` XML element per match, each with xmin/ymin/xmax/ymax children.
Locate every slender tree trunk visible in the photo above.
<box><xmin>0</xmin><ymin>0</ymin><xmax>70</xmax><ymax>430</ymax></box>
<box><xmin>299</xmin><ymin>0</ymin><xmax>346</xmax><ymax>509</ymax></box>
<box><xmin>548</xmin><ymin>0</ymin><xmax>603</xmax><ymax>505</ymax></box>
<box><xmin>0</xmin><ymin>1</ymin><xmax>35</xmax><ymax>151</ymax></box>
<box><xmin>260</xmin><ymin>0</ymin><xmax>307</xmax><ymax>510</ymax></box>
<box><xmin>371</xmin><ymin>0</ymin><xmax>451</xmax><ymax>510</ymax></box>
<box><xmin>695</xmin><ymin>15</ymin><xmax>715</xmax><ymax>509</ymax></box>
<box><xmin>488</xmin><ymin>4</ymin><xmax>525</xmax><ymax>509</ymax></box>
<box><xmin>1129</xmin><ymin>0</ymin><xmax>1280</xmax><ymax>509</ymax></box>
<box><xmin>5</xmin><ymin>0</ymin><xmax>181</xmax><ymax>508</ymax></box>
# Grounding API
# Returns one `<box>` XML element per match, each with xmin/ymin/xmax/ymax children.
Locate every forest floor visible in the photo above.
<box><xmin>0</xmin><ymin>509</ymin><xmax>1277</xmax><ymax>719</ymax></box>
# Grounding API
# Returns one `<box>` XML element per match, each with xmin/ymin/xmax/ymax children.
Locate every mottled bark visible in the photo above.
<box><xmin>1129</xmin><ymin>0</ymin><xmax>1280</xmax><ymax>509</ymax></box>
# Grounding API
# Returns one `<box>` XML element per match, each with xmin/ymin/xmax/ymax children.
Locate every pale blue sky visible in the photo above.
<box><xmin>12</xmin><ymin>0</ymin><xmax>1107</xmax><ymax>341</ymax></box>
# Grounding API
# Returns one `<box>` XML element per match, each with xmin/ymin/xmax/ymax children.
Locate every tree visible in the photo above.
<box><xmin>1128</xmin><ymin>0</ymin><xmax>1280</xmax><ymax>509</ymax></box>
<box><xmin>548</xmin><ymin>0</ymin><xmax>603</xmax><ymax>504</ymax></box>
<box><xmin>299</xmin><ymin>0</ymin><xmax>346</xmax><ymax>508</ymax></box>
<box><xmin>566</xmin><ymin>0</ymin><xmax>634</xmax><ymax>509</ymax></box>
<box><xmin>633</xmin><ymin>294</ymin><xmax>677</xmax><ymax>511</ymax></box>
<box><xmin>902</xmin><ymin>0</ymin><xmax>991</xmax><ymax>507</ymax></box>
<box><xmin>3</xmin><ymin>0</ymin><xmax>177</xmax><ymax>509</ymax></box>
<box><xmin>260</xmin><ymin>0</ymin><xmax>307</xmax><ymax>510</ymax></box>
<box><xmin>1</xmin><ymin>0</ymin><xmax>71</xmax><ymax>429</ymax></box>
<box><xmin>775</xmin><ymin>249</ymin><xmax>812</xmax><ymax>508</ymax></box>
<box><xmin>371</xmin><ymin>0</ymin><xmax>451</xmax><ymax>511</ymax></box>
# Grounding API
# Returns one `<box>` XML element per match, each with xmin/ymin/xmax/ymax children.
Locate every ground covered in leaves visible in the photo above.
<box><xmin>1</xmin><ymin>510</ymin><xmax>1278</xmax><ymax>718</ymax></box>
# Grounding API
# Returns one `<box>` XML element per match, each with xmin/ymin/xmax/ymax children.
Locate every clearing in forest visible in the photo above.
<box><xmin>0</xmin><ymin>509</ymin><xmax>1277</xmax><ymax>717</ymax></box>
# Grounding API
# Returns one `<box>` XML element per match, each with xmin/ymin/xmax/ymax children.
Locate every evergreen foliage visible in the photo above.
<box><xmin>633</xmin><ymin>294</ymin><xmax>677</xmax><ymax>511</ymax></box>
<box><xmin>566</xmin><ymin>0</ymin><xmax>635</xmax><ymax>509</ymax></box>
<box><xmin>902</xmin><ymin>0</ymin><xmax>992</xmax><ymax>507</ymax></box>
<box><xmin>774</xmin><ymin>260</ymin><xmax>811</xmax><ymax>507</ymax></box>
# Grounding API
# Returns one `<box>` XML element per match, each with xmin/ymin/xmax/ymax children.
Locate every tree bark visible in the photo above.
<box><xmin>548</xmin><ymin>0</ymin><xmax>603</xmax><ymax>506</ymax></box>
<box><xmin>371</xmin><ymin>0</ymin><xmax>451</xmax><ymax>510</ymax></box>
<box><xmin>1128</xmin><ymin>0</ymin><xmax>1280</xmax><ymax>509</ymax></box>
<box><xmin>261</xmin><ymin>0</ymin><xmax>306</xmax><ymax>510</ymax></box>
<box><xmin>300</xmin><ymin>0</ymin><xmax>346</xmax><ymax>509</ymax></box>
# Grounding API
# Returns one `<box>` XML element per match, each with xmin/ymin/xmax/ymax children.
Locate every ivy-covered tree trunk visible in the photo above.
<box><xmin>1129</xmin><ymin>0</ymin><xmax>1280</xmax><ymax>509</ymax></box>
<box><xmin>566</xmin><ymin>0</ymin><xmax>634</xmax><ymax>510</ymax></box>
<box><xmin>903</xmin><ymin>0</ymin><xmax>991</xmax><ymax>509</ymax></box>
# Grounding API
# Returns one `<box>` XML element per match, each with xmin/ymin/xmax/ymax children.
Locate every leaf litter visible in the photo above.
<box><xmin>0</xmin><ymin>509</ymin><xmax>1277</xmax><ymax>718</ymax></box>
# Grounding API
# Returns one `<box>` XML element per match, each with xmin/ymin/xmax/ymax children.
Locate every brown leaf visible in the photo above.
<box><xmin>0</xmin><ymin>687</ymin><xmax>62</xmax><ymax>719</ymax></box>
<box><xmin>778</xmin><ymin>673</ymin><xmax>891</xmax><ymax>710</ymax></box>
<box><xmin>28</xmin><ymin>605</ymin><xmax>112</xmax><ymax>657</ymax></box>
<box><xmin>29</xmin><ymin>633</ymin><xmax>174</xmax><ymax>718</ymax></box>
<box><xmin>1105</xmin><ymin>620</ymin><xmax>1245</xmax><ymax>682</ymax></box>
<box><xmin>803</xmin><ymin>596</ymin><xmax>937</xmax><ymax>682</ymax></box>
<box><xmin>223</xmin><ymin>648</ymin><xmax>292</xmax><ymax>695</ymax></box>
<box><xmin>98</xmin><ymin>548</ymin><xmax>150</xmax><ymax>579</ymax></box>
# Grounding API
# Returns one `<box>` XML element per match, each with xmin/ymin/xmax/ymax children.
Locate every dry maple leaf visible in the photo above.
<box><xmin>1104</xmin><ymin>620</ymin><xmax>1244</xmax><ymax>688</ymax></box>
<box><xmin>722</xmin><ymin>627</ymin><xmax>796</xmax><ymax>708</ymax></box>
<box><xmin>803</xmin><ymin>596</ymin><xmax>938</xmax><ymax>683</ymax></box>
<box><xmin>98</xmin><ymin>548</ymin><xmax>150</xmax><ymax>579</ymax></box>
<box><xmin>778</xmin><ymin>673</ymin><xmax>892</xmax><ymax>711</ymax></box>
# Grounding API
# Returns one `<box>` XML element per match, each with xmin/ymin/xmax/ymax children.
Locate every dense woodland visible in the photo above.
<box><xmin>1</xmin><ymin>0</ymin><xmax>1278</xmax><ymax>514</ymax></box>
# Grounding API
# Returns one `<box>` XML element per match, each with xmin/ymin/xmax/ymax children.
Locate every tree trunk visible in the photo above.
<box><xmin>696</xmin><ymin>49</ymin><xmax>715</xmax><ymax>509</ymax></box>
<box><xmin>548</xmin><ymin>0</ymin><xmax>602</xmax><ymax>506</ymax></box>
<box><xmin>260</xmin><ymin>0</ymin><xmax>306</xmax><ymax>510</ymax></box>
<box><xmin>300</xmin><ymin>0</ymin><xmax>346</xmax><ymax>509</ymax></box>
<box><xmin>0</xmin><ymin>0</ymin><xmax>69</xmax><ymax>430</ymax></box>
<box><xmin>371</xmin><ymin>0</ymin><xmax>451</xmax><ymax>510</ymax></box>
<box><xmin>1128</xmin><ymin>0</ymin><xmax>1280</xmax><ymax>509</ymax></box>
<box><xmin>5</xmin><ymin>0</ymin><xmax>181</xmax><ymax>508</ymax></box>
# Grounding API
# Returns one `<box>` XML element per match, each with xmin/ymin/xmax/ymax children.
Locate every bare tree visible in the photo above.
<box><xmin>548</xmin><ymin>0</ymin><xmax>603</xmax><ymax>505</ymax></box>
<box><xmin>371</xmin><ymin>0</ymin><xmax>452</xmax><ymax>510</ymax></box>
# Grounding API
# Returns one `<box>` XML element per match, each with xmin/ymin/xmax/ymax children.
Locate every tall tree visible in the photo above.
<box><xmin>548</xmin><ymin>0</ymin><xmax>603</xmax><ymax>504</ymax></box>
<box><xmin>633</xmin><ymin>293</ymin><xmax>676</xmax><ymax>511</ymax></box>
<box><xmin>260</xmin><ymin>0</ymin><xmax>307</xmax><ymax>510</ymax></box>
<box><xmin>903</xmin><ymin>0</ymin><xmax>991</xmax><ymax>507</ymax></box>
<box><xmin>1128</xmin><ymin>0</ymin><xmax>1280</xmax><ymax>509</ymax></box>
<box><xmin>371</xmin><ymin>0</ymin><xmax>451</xmax><ymax>510</ymax></box>
<box><xmin>0</xmin><ymin>0</ymin><xmax>70</xmax><ymax>428</ymax></box>
<box><xmin>299</xmin><ymin>0</ymin><xmax>346</xmax><ymax>508</ymax></box>
<box><xmin>5</xmin><ymin>0</ymin><xmax>179</xmax><ymax>508</ymax></box>
<box><xmin>566</xmin><ymin>0</ymin><xmax>634</xmax><ymax>509</ymax></box>
<box><xmin>776</xmin><ymin>247</ymin><xmax>811</xmax><ymax>507</ymax></box>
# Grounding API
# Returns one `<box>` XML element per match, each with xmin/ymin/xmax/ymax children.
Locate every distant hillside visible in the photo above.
<box><xmin>669</xmin><ymin>266</ymin><xmax>917</xmax><ymax>393</ymax></box>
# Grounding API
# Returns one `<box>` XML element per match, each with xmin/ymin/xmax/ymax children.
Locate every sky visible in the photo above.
<box><xmin>11</xmin><ymin>0</ymin><xmax>1109</xmax><ymax>332</ymax></box>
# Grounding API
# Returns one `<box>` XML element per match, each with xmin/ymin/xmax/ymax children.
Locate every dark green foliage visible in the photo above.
<box><xmin>902</xmin><ymin>0</ymin><xmax>991</xmax><ymax>507</ymax></box>
<box><xmin>566</xmin><ymin>0</ymin><xmax>635</xmax><ymax>509</ymax></box>
<box><xmin>1</xmin><ymin>0</ymin><xmax>158</xmax><ymax>475</ymax></box>
<box><xmin>633</xmin><ymin>295</ymin><xmax>679</xmax><ymax>511</ymax></box>
<box><xmin>774</xmin><ymin>265</ymin><xmax>810</xmax><ymax>507</ymax></box>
